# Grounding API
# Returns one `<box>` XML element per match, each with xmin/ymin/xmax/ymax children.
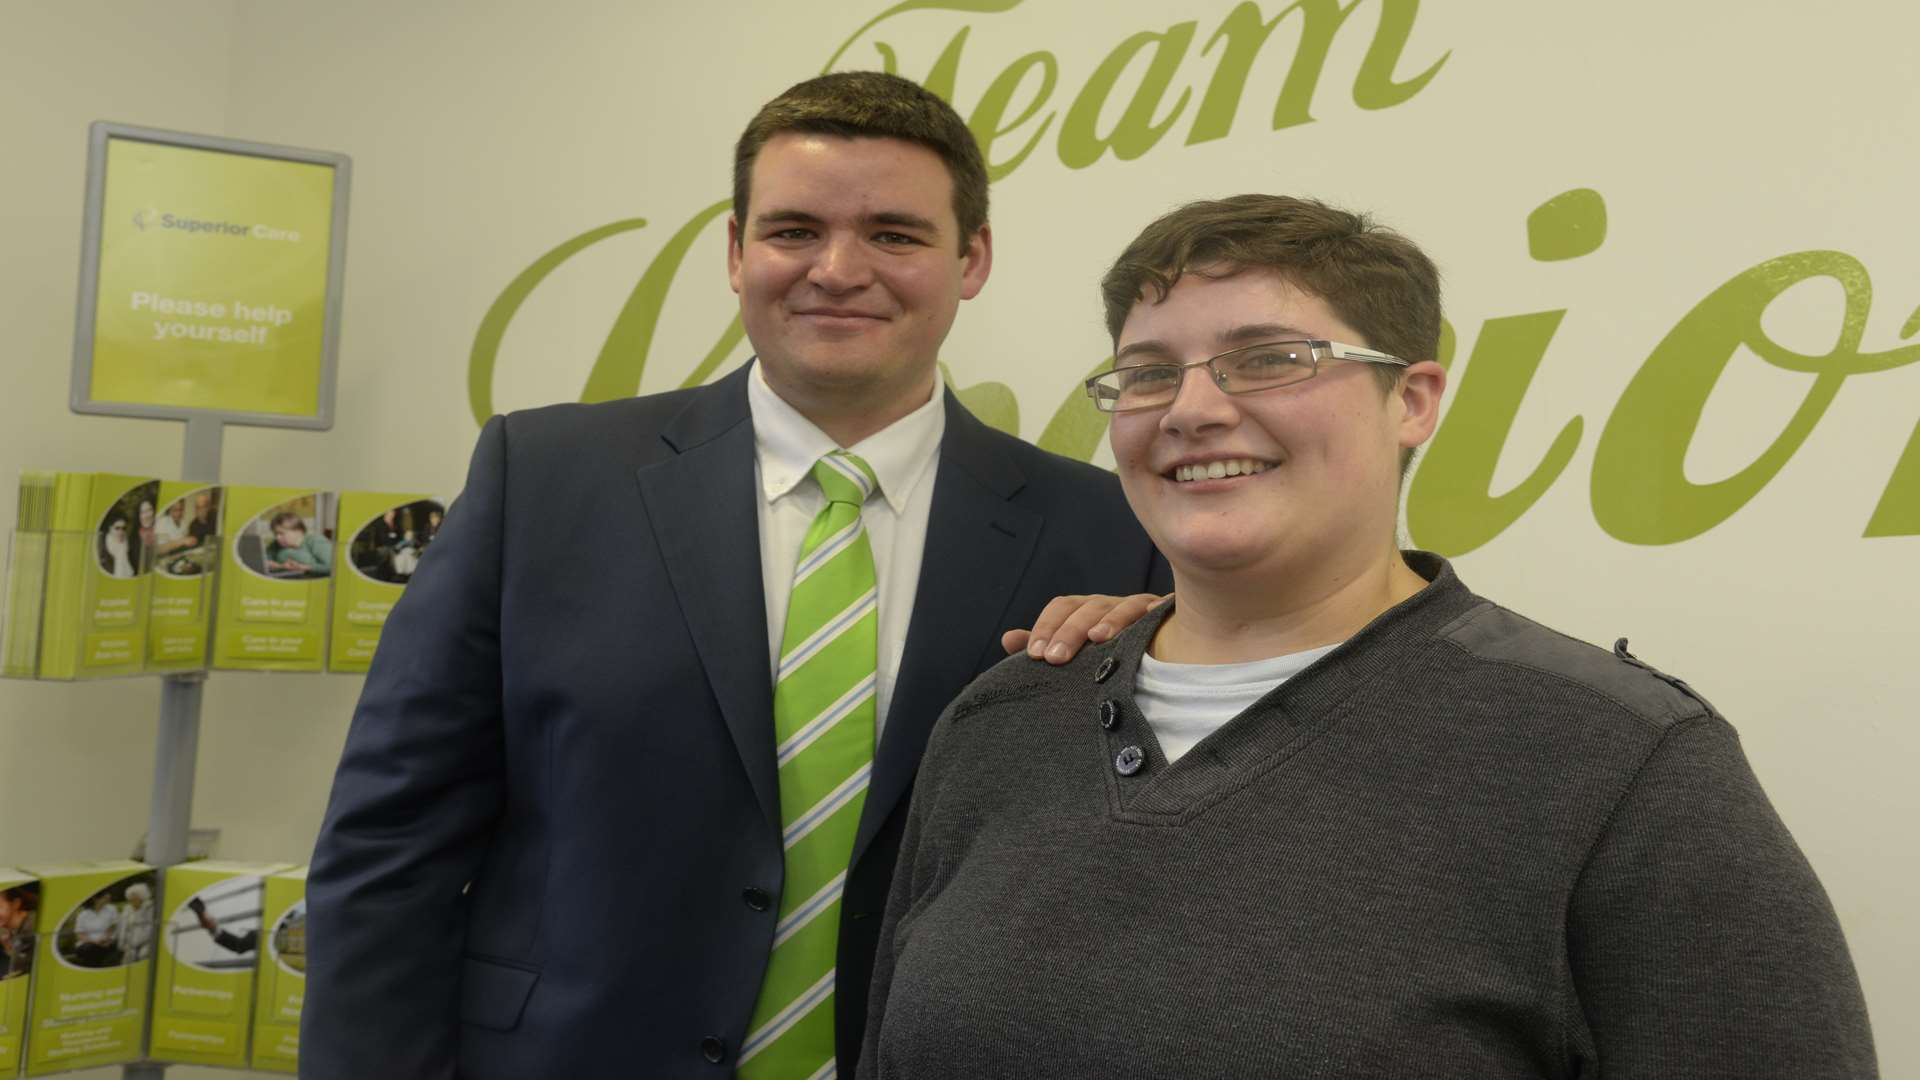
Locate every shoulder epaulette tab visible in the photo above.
<box><xmin>1611</xmin><ymin>638</ymin><xmax>1722</xmax><ymax>720</ymax></box>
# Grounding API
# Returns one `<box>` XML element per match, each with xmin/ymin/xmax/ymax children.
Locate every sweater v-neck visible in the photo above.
<box><xmin>1092</xmin><ymin>552</ymin><xmax>1480</xmax><ymax>822</ymax></box>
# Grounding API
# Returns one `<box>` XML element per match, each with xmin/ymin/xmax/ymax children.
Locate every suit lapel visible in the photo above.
<box><xmin>853</xmin><ymin>398</ymin><xmax>1040</xmax><ymax>866</ymax></box>
<box><xmin>634</xmin><ymin>366</ymin><xmax>780</xmax><ymax>832</ymax></box>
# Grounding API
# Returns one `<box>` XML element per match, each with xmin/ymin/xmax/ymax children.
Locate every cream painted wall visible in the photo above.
<box><xmin>3</xmin><ymin>1</ymin><xmax>1914</xmax><ymax>1076</ymax></box>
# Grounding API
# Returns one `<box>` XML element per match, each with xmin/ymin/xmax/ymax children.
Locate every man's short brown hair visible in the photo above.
<box><xmin>732</xmin><ymin>71</ymin><xmax>989</xmax><ymax>246</ymax></box>
<box><xmin>1100</xmin><ymin>195</ymin><xmax>1441</xmax><ymax>395</ymax></box>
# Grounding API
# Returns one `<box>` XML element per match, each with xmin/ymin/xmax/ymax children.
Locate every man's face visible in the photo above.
<box><xmin>167</xmin><ymin>502</ymin><xmax>185</xmax><ymax>525</ymax></box>
<box><xmin>274</xmin><ymin>523</ymin><xmax>304</xmax><ymax>548</ymax></box>
<box><xmin>728</xmin><ymin>134</ymin><xmax>991</xmax><ymax>437</ymax></box>
<box><xmin>1108</xmin><ymin>268</ymin><xmax>1428</xmax><ymax>582</ymax></box>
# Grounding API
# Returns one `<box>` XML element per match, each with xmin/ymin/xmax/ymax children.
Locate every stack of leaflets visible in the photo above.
<box><xmin>330</xmin><ymin>491</ymin><xmax>445</xmax><ymax>673</ymax></box>
<box><xmin>249</xmin><ymin>867</ymin><xmax>307</xmax><ymax>1073</ymax></box>
<box><xmin>0</xmin><ymin>871</ymin><xmax>36</xmax><ymax>1080</ymax></box>
<box><xmin>149</xmin><ymin>861</ymin><xmax>293</xmax><ymax>1067</ymax></box>
<box><xmin>212</xmin><ymin>487</ymin><xmax>335</xmax><ymax>672</ymax></box>
<box><xmin>146</xmin><ymin>483</ymin><xmax>223</xmax><ymax>672</ymax></box>
<box><xmin>19</xmin><ymin>862</ymin><xmax>156</xmax><ymax>1075</ymax></box>
<box><xmin>7</xmin><ymin>473</ymin><xmax>160</xmax><ymax>679</ymax></box>
<box><xmin>2</xmin><ymin>473</ymin><xmax>55</xmax><ymax>678</ymax></box>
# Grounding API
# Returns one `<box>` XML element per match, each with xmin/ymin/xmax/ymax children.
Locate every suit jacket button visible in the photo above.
<box><xmin>1094</xmin><ymin>656</ymin><xmax>1118</xmax><ymax>683</ymax></box>
<box><xmin>1115</xmin><ymin>745</ymin><xmax>1146</xmax><ymax>776</ymax></box>
<box><xmin>700</xmin><ymin>1035</ymin><xmax>726</xmax><ymax>1063</ymax></box>
<box><xmin>1098</xmin><ymin>699</ymin><xmax>1121</xmax><ymax>730</ymax></box>
<box><xmin>743</xmin><ymin>887</ymin><xmax>772</xmax><ymax>912</ymax></box>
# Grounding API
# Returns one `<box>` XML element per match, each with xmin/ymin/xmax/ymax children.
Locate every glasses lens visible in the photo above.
<box><xmin>1099</xmin><ymin>365</ymin><xmax>1182</xmax><ymax>411</ymax></box>
<box><xmin>1218</xmin><ymin>344</ymin><xmax>1313</xmax><ymax>391</ymax></box>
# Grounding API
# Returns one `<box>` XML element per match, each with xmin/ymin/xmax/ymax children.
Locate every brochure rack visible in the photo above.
<box><xmin>8</xmin><ymin>118</ymin><xmax>352</xmax><ymax>1076</ymax></box>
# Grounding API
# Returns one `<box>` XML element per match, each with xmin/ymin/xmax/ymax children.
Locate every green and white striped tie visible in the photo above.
<box><xmin>739</xmin><ymin>451</ymin><xmax>880</xmax><ymax>1080</ymax></box>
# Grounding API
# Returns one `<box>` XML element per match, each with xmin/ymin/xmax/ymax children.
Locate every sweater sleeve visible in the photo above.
<box><xmin>856</xmin><ymin>701</ymin><xmax>970</xmax><ymax>1080</ymax></box>
<box><xmin>1566</xmin><ymin>715</ymin><xmax>1877</xmax><ymax>1077</ymax></box>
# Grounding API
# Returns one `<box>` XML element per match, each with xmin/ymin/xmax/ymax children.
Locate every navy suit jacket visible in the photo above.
<box><xmin>303</xmin><ymin>364</ymin><xmax>1169</xmax><ymax>1078</ymax></box>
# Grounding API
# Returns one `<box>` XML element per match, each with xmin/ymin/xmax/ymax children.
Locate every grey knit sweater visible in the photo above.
<box><xmin>858</xmin><ymin>554</ymin><xmax>1876</xmax><ymax>1079</ymax></box>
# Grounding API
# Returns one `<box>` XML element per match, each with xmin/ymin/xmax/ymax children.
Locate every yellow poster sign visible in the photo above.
<box><xmin>81</xmin><ymin>132</ymin><xmax>342</xmax><ymax>421</ymax></box>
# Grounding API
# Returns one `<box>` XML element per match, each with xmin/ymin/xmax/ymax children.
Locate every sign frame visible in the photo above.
<box><xmin>70</xmin><ymin>121</ymin><xmax>351</xmax><ymax>430</ymax></box>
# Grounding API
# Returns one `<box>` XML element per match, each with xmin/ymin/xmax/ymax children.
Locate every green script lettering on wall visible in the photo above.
<box><xmin>467</xmin><ymin>1</ymin><xmax>1917</xmax><ymax>546</ymax></box>
<box><xmin>1592</xmin><ymin>252</ymin><xmax>1920</xmax><ymax>544</ymax></box>
<box><xmin>830</xmin><ymin>0</ymin><xmax>1447</xmax><ymax>180</ymax></box>
<box><xmin>1057</xmin><ymin>23</ymin><xmax>1197</xmax><ymax>168</ymax></box>
<box><xmin>1405</xmin><ymin>189</ymin><xmax>1602</xmax><ymax>556</ymax></box>
<box><xmin>468</xmin><ymin>200</ymin><xmax>745</xmax><ymax>424</ymax></box>
<box><xmin>1190</xmin><ymin>0</ymin><xmax>1448</xmax><ymax>143</ymax></box>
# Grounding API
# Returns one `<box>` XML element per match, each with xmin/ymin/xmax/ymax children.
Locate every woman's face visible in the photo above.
<box><xmin>108</xmin><ymin>520</ymin><xmax>128</xmax><ymax>544</ymax></box>
<box><xmin>1106</xmin><ymin>268</ymin><xmax>1415</xmax><ymax>581</ymax></box>
<box><xmin>138</xmin><ymin>500</ymin><xmax>155</xmax><ymax>527</ymax></box>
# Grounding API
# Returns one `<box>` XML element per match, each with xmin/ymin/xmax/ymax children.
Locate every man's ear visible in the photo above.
<box><xmin>959</xmin><ymin>223</ymin><xmax>993</xmax><ymax>300</ymax></box>
<box><xmin>726</xmin><ymin>215</ymin><xmax>744</xmax><ymax>295</ymax></box>
<box><xmin>1395</xmin><ymin>359</ymin><xmax>1447</xmax><ymax>449</ymax></box>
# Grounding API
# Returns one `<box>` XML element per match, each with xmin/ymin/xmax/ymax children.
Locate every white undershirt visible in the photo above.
<box><xmin>1135</xmin><ymin>644</ymin><xmax>1339</xmax><ymax>764</ymax></box>
<box><xmin>747</xmin><ymin>360</ymin><xmax>945</xmax><ymax>752</ymax></box>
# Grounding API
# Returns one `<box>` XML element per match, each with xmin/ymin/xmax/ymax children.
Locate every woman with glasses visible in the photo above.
<box><xmin>855</xmin><ymin>195</ymin><xmax>1876</xmax><ymax>1079</ymax></box>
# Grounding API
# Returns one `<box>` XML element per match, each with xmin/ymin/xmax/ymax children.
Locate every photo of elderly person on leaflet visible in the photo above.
<box><xmin>858</xmin><ymin>195</ymin><xmax>1878</xmax><ymax>1078</ymax></box>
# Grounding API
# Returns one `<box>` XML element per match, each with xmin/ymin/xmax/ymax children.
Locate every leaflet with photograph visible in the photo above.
<box><xmin>211</xmin><ymin>487</ymin><xmax>335</xmax><ymax>672</ymax></box>
<box><xmin>2</xmin><ymin>473</ymin><xmax>56</xmax><ymax>679</ymax></box>
<box><xmin>20</xmin><ymin>861</ymin><xmax>155</xmax><ymax>1076</ymax></box>
<box><xmin>249</xmin><ymin>866</ymin><xmax>307</xmax><ymax>1074</ymax></box>
<box><xmin>31</xmin><ymin>473</ymin><xmax>159</xmax><ymax>679</ymax></box>
<box><xmin>146</xmin><ymin>482</ymin><xmax>223</xmax><ymax>672</ymax></box>
<box><xmin>0</xmin><ymin>870</ymin><xmax>37</xmax><ymax>1080</ymax></box>
<box><xmin>329</xmin><ymin>491</ymin><xmax>445</xmax><ymax>673</ymax></box>
<box><xmin>149</xmin><ymin>861</ymin><xmax>293</xmax><ymax>1067</ymax></box>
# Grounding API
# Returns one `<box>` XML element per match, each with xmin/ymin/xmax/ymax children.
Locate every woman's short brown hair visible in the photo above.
<box><xmin>1101</xmin><ymin>195</ymin><xmax>1440</xmax><ymax>395</ymax></box>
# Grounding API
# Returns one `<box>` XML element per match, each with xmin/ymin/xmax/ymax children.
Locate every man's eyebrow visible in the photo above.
<box><xmin>868</xmin><ymin>211</ymin><xmax>942</xmax><ymax>235</ymax></box>
<box><xmin>751</xmin><ymin>208</ymin><xmax>824</xmax><ymax>228</ymax></box>
<box><xmin>750</xmin><ymin>209</ymin><xmax>943</xmax><ymax>235</ymax></box>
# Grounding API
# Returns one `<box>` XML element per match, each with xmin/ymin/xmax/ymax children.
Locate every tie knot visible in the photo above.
<box><xmin>812</xmin><ymin>451</ymin><xmax>877</xmax><ymax>507</ymax></box>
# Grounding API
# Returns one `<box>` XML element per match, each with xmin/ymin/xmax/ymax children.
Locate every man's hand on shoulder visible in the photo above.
<box><xmin>1001</xmin><ymin>593</ymin><xmax>1169</xmax><ymax>664</ymax></box>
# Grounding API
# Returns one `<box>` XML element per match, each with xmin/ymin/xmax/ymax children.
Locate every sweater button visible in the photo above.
<box><xmin>1094</xmin><ymin>656</ymin><xmax>1117</xmax><ymax>683</ymax></box>
<box><xmin>1098</xmin><ymin>699</ymin><xmax>1121</xmax><ymax>730</ymax></box>
<box><xmin>700</xmin><ymin>1036</ymin><xmax>726</xmax><ymax>1063</ymax></box>
<box><xmin>1115</xmin><ymin>745</ymin><xmax>1146</xmax><ymax>776</ymax></box>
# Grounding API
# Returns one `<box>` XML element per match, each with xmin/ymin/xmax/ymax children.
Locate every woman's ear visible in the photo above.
<box><xmin>1395</xmin><ymin>360</ymin><xmax>1447</xmax><ymax>450</ymax></box>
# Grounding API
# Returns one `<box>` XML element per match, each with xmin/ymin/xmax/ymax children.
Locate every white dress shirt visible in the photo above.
<box><xmin>747</xmin><ymin>361</ymin><xmax>944</xmax><ymax>752</ymax></box>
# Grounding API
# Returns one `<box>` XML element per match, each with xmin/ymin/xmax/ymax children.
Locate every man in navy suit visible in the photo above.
<box><xmin>304</xmin><ymin>71</ymin><xmax>1168</xmax><ymax>1079</ymax></box>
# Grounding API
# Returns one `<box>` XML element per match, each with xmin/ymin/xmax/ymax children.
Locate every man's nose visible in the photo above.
<box><xmin>808</xmin><ymin>233</ymin><xmax>874</xmax><ymax>292</ymax></box>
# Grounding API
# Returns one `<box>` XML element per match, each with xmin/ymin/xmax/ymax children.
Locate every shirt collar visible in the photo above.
<box><xmin>747</xmin><ymin>359</ymin><xmax>945</xmax><ymax>514</ymax></box>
